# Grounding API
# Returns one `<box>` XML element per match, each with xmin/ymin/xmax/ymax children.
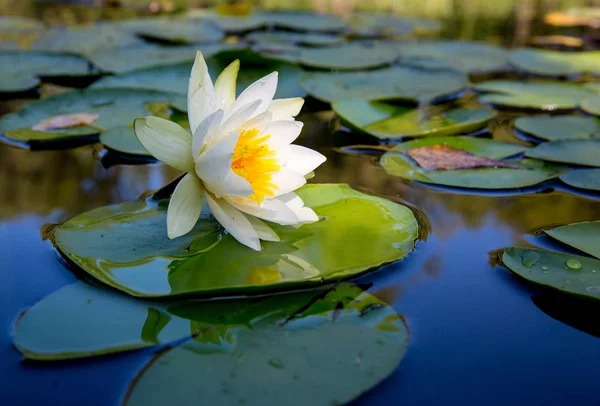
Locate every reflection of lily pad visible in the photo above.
<box><xmin>381</xmin><ymin>136</ymin><xmax>565</xmax><ymax>189</ymax></box>
<box><xmin>514</xmin><ymin>115</ymin><xmax>600</xmax><ymax>141</ymax></box>
<box><xmin>0</xmin><ymin>52</ymin><xmax>91</xmax><ymax>93</ymax></box>
<box><xmin>560</xmin><ymin>169</ymin><xmax>600</xmax><ymax>192</ymax></box>
<box><xmin>510</xmin><ymin>48</ymin><xmax>600</xmax><ymax>77</ymax></box>
<box><xmin>118</xmin><ymin>17</ymin><xmax>224</xmax><ymax>44</ymax></box>
<box><xmin>300</xmin><ymin>66</ymin><xmax>467</xmax><ymax>103</ymax></box>
<box><xmin>53</xmin><ymin>184</ymin><xmax>418</xmax><ymax>298</ymax></box>
<box><xmin>349</xmin><ymin>13</ymin><xmax>440</xmax><ymax>37</ymax></box>
<box><xmin>125</xmin><ymin>284</ymin><xmax>407</xmax><ymax>406</ymax></box>
<box><xmin>333</xmin><ymin>99</ymin><xmax>495</xmax><ymax>140</ymax></box>
<box><xmin>246</xmin><ymin>31</ymin><xmax>343</xmax><ymax>46</ymax></box>
<box><xmin>544</xmin><ymin>221</ymin><xmax>600</xmax><ymax>259</ymax></box>
<box><xmin>0</xmin><ymin>88</ymin><xmax>174</xmax><ymax>144</ymax></box>
<box><xmin>474</xmin><ymin>80</ymin><xmax>595</xmax><ymax>111</ymax></box>
<box><xmin>99</xmin><ymin>126</ymin><xmax>148</xmax><ymax>156</ymax></box>
<box><xmin>502</xmin><ymin>247</ymin><xmax>600</xmax><ymax>301</ymax></box>
<box><xmin>526</xmin><ymin>139</ymin><xmax>600</xmax><ymax>167</ymax></box>
<box><xmin>580</xmin><ymin>94</ymin><xmax>600</xmax><ymax>116</ymax></box>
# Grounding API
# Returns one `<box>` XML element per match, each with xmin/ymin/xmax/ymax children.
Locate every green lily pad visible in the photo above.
<box><xmin>333</xmin><ymin>99</ymin><xmax>496</xmax><ymax>140</ymax></box>
<box><xmin>510</xmin><ymin>48</ymin><xmax>600</xmax><ymax>77</ymax></box>
<box><xmin>99</xmin><ymin>126</ymin><xmax>148</xmax><ymax>155</ymax></box>
<box><xmin>92</xmin><ymin>51</ymin><xmax>305</xmax><ymax>100</ymax></box>
<box><xmin>124</xmin><ymin>284</ymin><xmax>408</xmax><ymax>406</ymax></box>
<box><xmin>118</xmin><ymin>17</ymin><xmax>224</xmax><ymax>44</ymax></box>
<box><xmin>502</xmin><ymin>247</ymin><xmax>600</xmax><ymax>301</ymax></box>
<box><xmin>514</xmin><ymin>115</ymin><xmax>600</xmax><ymax>141</ymax></box>
<box><xmin>52</xmin><ymin>184</ymin><xmax>418</xmax><ymax>298</ymax></box>
<box><xmin>560</xmin><ymin>169</ymin><xmax>600</xmax><ymax>192</ymax></box>
<box><xmin>381</xmin><ymin>136</ymin><xmax>565</xmax><ymax>189</ymax></box>
<box><xmin>0</xmin><ymin>88</ymin><xmax>174</xmax><ymax>144</ymax></box>
<box><xmin>264</xmin><ymin>11</ymin><xmax>347</xmax><ymax>33</ymax></box>
<box><xmin>300</xmin><ymin>66</ymin><xmax>468</xmax><ymax>103</ymax></box>
<box><xmin>199</xmin><ymin>12</ymin><xmax>267</xmax><ymax>33</ymax></box>
<box><xmin>544</xmin><ymin>221</ymin><xmax>600</xmax><ymax>259</ymax></box>
<box><xmin>474</xmin><ymin>80</ymin><xmax>595</xmax><ymax>111</ymax></box>
<box><xmin>0</xmin><ymin>16</ymin><xmax>46</xmax><ymax>50</ymax></box>
<box><xmin>580</xmin><ymin>94</ymin><xmax>600</xmax><ymax>116</ymax></box>
<box><xmin>396</xmin><ymin>40</ymin><xmax>509</xmax><ymax>74</ymax></box>
<box><xmin>298</xmin><ymin>42</ymin><xmax>400</xmax><ymax>70</ymax></box>
<box><xmin>87</xmin><ymin>42</ymin><xmax>239</xmax><ymax>74</ymax></box>
<box><xmin>0</xmin><ymin>52</ymin><xmax>91</xmax><ymax>93</ymax></box>
<box><xmin>245</xmin><ymin>31</ymin><xmax>343</xmax><ymax>46</ymax></box>
<box><xmin>526</xmin><ymin>139</ymin><xmax>600</xmax><ymax>167</ymax></box>
<box><xmin>349</xmin><ymin>13</ymin><xmax>441</xmax><ymax>37</ymax></box>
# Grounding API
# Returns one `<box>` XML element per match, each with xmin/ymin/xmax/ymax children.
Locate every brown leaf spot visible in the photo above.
<box><xmin>32</xmin><ymin>113</ymin><xmax>101</xmax><ymax>131</ymax></box>
<box><xmin>405</xmin><ymin>144</ymin><xmax>520</xmax><ymax>170</ymax></box>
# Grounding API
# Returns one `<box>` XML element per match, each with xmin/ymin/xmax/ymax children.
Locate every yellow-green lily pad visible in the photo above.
<box><xmin>510</xmin><ymin>48</ymin><xmax>600</xmax><ymax>77</ymax></box>
<box><xmin>560</xmin><ymin>168</ymin><xmax>600</xmax><ymax>192</ymax></box>
<box><xmin>544</xmin><ymin>221</ymin><xmax>600</xmax><ymax>259</ymax></box>
<box><xmin>580</xmin><ymin>94</ymin><xmax>600</xmax><ymax>116</ymax></box>
<box><xmin>525</xmin><ymin>139</ymin><xmax>600</xmax><ymax>167</ymax></box>
<box><xmin>514</xmin><ymin>115</ymin><xmax>600</xmax><ymax>141</ymax></box>
<box><xmin>52</xmin><ymin>184</ymin><xmax>419</xmax><ymax>298</ymax></box>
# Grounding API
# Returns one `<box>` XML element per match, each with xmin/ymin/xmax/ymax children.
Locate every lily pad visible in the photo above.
<box><xmin>200</xmin><ymin>12</ymin><xmax>267</xmax><ymax>33</ymax></box>
<box><xmin>560</xmin><ymin>168</ymin><xmax>600</xmax><ymax>192</ymax></box>
<box><xmin>514</xmin><ymin>115</ymin><xmax>600</xmax><ymax>141</ymax></box>
<box><xmin>526</xmin><ymin>139</ymin><xmax>600</xmax><ymax>167</ymax></box>
<box><xmin>99</xmin><ymin>126</ymin><xmax>148</xmax><ymax>156</ymax></box>
<box><xmin>52</xmin><ymin>184</ymin><xmax>418</xmax><ymax>298</ymax></box>
<box><xmin>349</xmin><ymin>13</ymin><xmax>441</xmax><ymax>37</ymax></box>
<box><xmin>580</xmin><ymin>94</ymin><xmax>600</xmax><ymax>116</ymax></box>
<box><xmin>396</xmin><ymin>40</ymin><xmax>509</xmax><ymax>74</ymax></box>
<box><xmin>333</xmin><ymin>99</ymin><xmax>496</xmax><ymax>140</ymax></box>
<box><xmin>245</xmin><ymin>31</ymin><xmax>343</xmax><ymax>46</ymax></box>
<box><xmin>0</xmin><ymin>52</ymin><xmax>91</xmax><ymax>93</ymax></box>
<box><xmin>298</xmin><ymin>42</ymin><xmax>400</xmax><ymax>70</ymax></box>
<box><xmin>118</xmin><ymin>18</ymin><xmax>224</xmax><ymax>44</ymax></box>
<box><xmin>124</xmin><ymin>284</ymin><xmax>408</xmax><ymax>406</ymax></box>
<box><xmin>502</xmin><ymin>247</ymin><xmax>600</xmax><ymax>301</ymax></box>
<box><xmin>300</xmin><ymin>66</ymin><xmax>468</xmax><ymax>103</ymax></box>
<box><xmin>510</xmin><ymin>48</ymin><xmax>600</xmax><ymax>77</ymax></box>
<box><xmin>264</xmin><ymin>11</ymin><xmax>347</xmax><ymax>33</ymax></box>
<box><xmin>544</xmin><ymin>221</ymin><xmax>600</xmax><ymax>259</ymax></box>
<box><xmin>381</xmin><ymin>136</ymin><xmax>565</xmax><ymax>189</ymax></box>
<box><xmin>0</xmin><ymin>16</ymin><xmax>46</xmax><ymax>50</ymax></box>
<box><xmin>474</xmin><ymin>80</ymin><xmax>595</xmax><ymax>111</ymax></box>
<box><xmin>0</xmin><ymin>88</ymin><xmax>174</xmax><ymax>144</ymax></box>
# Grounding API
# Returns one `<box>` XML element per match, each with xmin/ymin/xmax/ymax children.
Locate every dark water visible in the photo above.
<box><xmin>2</xmin><ymin>2</ymin><xmax>600</xmax><ymax>406</ymax></box>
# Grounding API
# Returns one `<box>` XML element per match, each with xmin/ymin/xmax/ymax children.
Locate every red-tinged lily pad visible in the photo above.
<box><xmin>405</xmin><ymin>144</ymin><xmax>520</xmax><ymax>170</ymax></box>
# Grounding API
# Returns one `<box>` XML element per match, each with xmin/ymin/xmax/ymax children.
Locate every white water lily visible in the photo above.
<box><xmin>134</xmin><ymin>51</ymin><xmax>326</xmax><ymax>251</ymax></box>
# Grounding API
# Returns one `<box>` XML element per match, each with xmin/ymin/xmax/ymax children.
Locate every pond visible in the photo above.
<box><xmin>1</xmin><ymin>1</ymin><xmax>600</xmax><ymax>405</ymax></box>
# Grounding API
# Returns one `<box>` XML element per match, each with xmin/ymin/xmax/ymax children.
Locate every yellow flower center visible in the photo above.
<box><xmin>231</xmin><ymin>128</ymin><xmax>280</xmax><ymax>202</ymax></box>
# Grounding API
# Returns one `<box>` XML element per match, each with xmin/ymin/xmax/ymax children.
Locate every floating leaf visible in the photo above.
<box><xmin>526</xmin><ymin>139</ymin><xmax>600</xmax><ymax>167</ymax></box>
<box><xmin>405</xmin><ymin>145</ymin><xmax>520</xmax><ymax>170</ymax></box>
<box><xmin>264</xmin><ymin>11</ymin><xmax>347</xmax><ymax>33</ymax></box>
<box><xmin>300</xmin><ymin>66</ymin><xmax>467</xmax><ymax>103</ymax></box>
<box><xmin>0</xmin><ymin>52</ymin><xmax>91</xmax><ymax>93</ymax></box>
<box><xmin>580</xmin><ymin>94</ymin><xmax>600</xmax><ymax>116</ymax></box>
<box><xmin>99</xmin><ymin>126</ymin><xmax>148</xmax><ymax>156</ymax></box>
<box><xmin>32</xmin><ymin>113</ymin><xmax>101</xmax><ymax>131</ymax></box>
<box><xmin>510</xmin><ymin>48</ymin><xmax>600</xmax><ymax>77</ymax></box>
<box><xmin>199</xmin><ymin>12</ymin><xmax>267</xmax><ymax>33</ymax></box>
<box><xmin>349</xmin><ymin>13</ymin><xmax>440</xmax><ymax>37</ymax></box>
<box><xmin>474</xmin><ymin>80</ymin><xmax>595</xmax><ymax>111</ymax></box>
<box><xmin>52</xmin><ymin>184</ymin><xmax>418</xmax><ymax>298</ymax></box>
<box><xmin>333</xmin><ymin>99</ymin><xmax>495</xmax><ymax>140</ymax></box>
<box><xmin>559</xmin><ymin>168</ymin><xmax>600</xmax><ymax>192</ymax></box>
<box><xmin>502</xmin><ymin>247</ymin><xmax>600</xmax><ymax>301</ymax></box>
<box><xmin>297</xmin><ymin>42</ymin><xmax>400</xmax><ymax>70</ymax></box>
<box><xmin>124</xmin><ymin>284</ymin><xmax>408</xmax><ymax>406</ymax></box>
<box><xmin>514</xmin><ymin>115</ymin><xmax>600</xmax><ymax>141</ymax></box>
<box><xmin>118</xmin><ymin>17</ymin><xmax>224</xmax><ymax>44</ymax></box>
<box><xmin>245</xmin><ymin>31</ymin><xmax>343</xmax><ymax>46</ymax></box>
<box><xmin>381</xmin><ymin>136</ymin><xmax>565</xmax><ymax>189</ymax></box>
<box><xmin>544</xmin><ymin>221</ymin><xmax>600</xmax><ymax>259</ymax></box>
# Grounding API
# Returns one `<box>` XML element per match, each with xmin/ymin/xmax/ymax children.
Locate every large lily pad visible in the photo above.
<box><xmin>52</xmin><ymin>184</ymin><xmax>419</xmax><ymax>298</ymax></box>
<box><xmin>0</xmin><ymin>52</ymin><xmax>91</xmax><ymax>93</ymax></box>
<box><xmin>502</xmin><ymin>247</ymin><xmax>600</xmax><ymax>301</ymax></box>
<box><xmin>349</xmin><ymin>13</ymin><xmax>440</xmax><ymax>37</ymax></box>
<box><xmin>544</xmin><ymin>221</ymin><xmax>600</xmax><ymax>259</ymax></box>
<box><xmin>396</xmin><ymin>40</ymin><xmax>509</xmax><ymax>74</ymax></box>
<box><xmin>474</xmin><ymin>80</ymin><xmax>595</xmax><ymax>111</ymax></box>
<box><xmin>298</xmin><ymin>42</ymin><xmax>400</xmax><ymax>70</ymax></box>
<box><xmin>514</xmin><ymin>115</ymin><xmax>600</xmax><ymax>141</ymax></box>
<box><xmin>300</xmin><ymin>66</ymin><xmax>468</xmax><ymax>103</ymax></box>
<box><xmin>99</xmin><ymin>126</ymin><xmax>148</xmax><ymax>156</ymax></box>
<box><xmin>510</xmin><ymin>48</ymin><xmax>600</xmax><ymax>77</ymax></box>
<box><xmin>580</xmin><ymin>94</ymin><xmax>600</xmax><ymax>116</ymax></box>
<box><xmin>124</xmin><ymin>283</ymin><xmax>407</xmax><ymax>406</ymax></box>
<box><xmin>560</xmin><ymin>169</ymin><xmax>600</xmax><ymax>192</ymax></box>
<box><xmin>333</xmin><ymin>99</ymin><xmax>495</xmax><ymax>140</ymax></box>
<box><xmin>264</xmin><ymin>11</ymin><xmax>347</xmax><ymax>33</ymax></box>
<box><xmin>0</xmin><ymin>88</ymin><xmax>174</xmax><ymax>144</ymax></box>
<box><xmin>245</xmin><ymin>31</ymin><xmax>343</xmax><ymax>46</ymax></box>
<box><xmin>381</xmin><ymin>136</ymin><xmax>565</xmax><ymax>189</ymax></box>
<box><xmin>526</xmin><ymin>139</ymin><xmax>600</xmax><ymax>167</ymax></box>
<box><xmin>118</xmin><ymin>17</ymin><xmax>224</xmax><ymax>44</ymax></box>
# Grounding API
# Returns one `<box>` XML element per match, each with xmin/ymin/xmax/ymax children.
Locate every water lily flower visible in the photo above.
<box><xmin>134</xmin><ymin>51</ymin><xmax>326</xmax><ymax>251</ymax></box>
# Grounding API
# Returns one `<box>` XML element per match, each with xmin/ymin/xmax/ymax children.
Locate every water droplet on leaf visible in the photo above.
<box><xmin>268</xmin><ymin>358</ymin><xmax>285</xmax><ymax>369</ymax></box>
<box><xmin>566</xmin><ymin>259</ymin><xmax>582</xmax><ymax>270</ymax></box>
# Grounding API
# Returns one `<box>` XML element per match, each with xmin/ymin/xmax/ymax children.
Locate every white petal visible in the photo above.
<box><xmin>267</xmin><ymin>98</ymin><xmax>304</xmax><ymax>121</ymax></box>
<box><xmin>262</xmin><ymin>120</ymin><xmax>303</xmax><ymax>147</ymax></box>
<box><xmin>217</xmin><ymin>99</ymin><xmax>261</xmax><ymax>141</ymax></box>
<box><xmin>188</xmin><ymin>51</ymin><xmax>216</xmax><ymax>134</ymax></box>
<box><xmin>270</xmin><ymin>167</ymin><xmax>307</xmax><ymax>197</ymax></box>
<box><xmin>167</xmin><ymin>173</ymin><xmax>204</xmax><ymax>239</ymax></box>
<box><xmin>134</xmin><ymin>117</ymin><xmax>193</xmax><ymax>172</ymax></box>
<box><xmin>225</xmin><ymin>71</ymin><xmax>278</xmax><ymax>121</ymax></box>
<box><xmin>245</xmin><ymin>215</ymin><xmax>280</xmax><ymax>242</ymax></box>
<box><xmin>205</xmin><ymin>193</ymin><xmax>261</xmax><ymax>251</ymax></box>
<box><xmin>285</xmin><ymin>145</ymin><xmax>327</xmax><ymax>176</ymax></box>
<box><xmin>279</xmin><ymin>192</ymin><xmax>319</xmax><ymax>223</ymax></box>
<box><xmin>204</xmin><ymin>170</ymin><xmax>253</xmax><ymax>199</ymax></box>
<box><xmin>229</xmin><ymin>197</ymin><xmax>299</xmax><ymax>225</ymax></box>
<box><xmin>195</xmin><ymin>130</ymin><xmax>239</xmax><ymax>185</ymax></box>
<box><xmin>213</xmin><ymin>59</ymin><xmax>239</xmax><ymax>112</ymax></box>
<box><xmin>192</xmin><ymin>109</ymin><xmax>224</xmax><ymax>159</ymax></box>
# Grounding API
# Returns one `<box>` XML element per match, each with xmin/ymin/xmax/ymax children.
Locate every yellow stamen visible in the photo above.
<box><xmin>231</xmin><ymin>128</ymin><xmax>280</xmax><ymax>202</ymax></box>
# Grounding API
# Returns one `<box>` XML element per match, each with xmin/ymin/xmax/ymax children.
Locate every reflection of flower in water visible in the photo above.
<box><xmin>245</xmin><ymin>255</ymin><xmax>321</xmax><ymax>286</ymax></box>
